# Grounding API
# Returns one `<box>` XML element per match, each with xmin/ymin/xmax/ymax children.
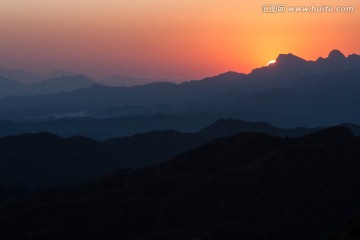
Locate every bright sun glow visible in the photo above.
<box><xmin>267</xmin><ymin>60</ymin><xmax>276</xmax><ymax>66</ymax></box>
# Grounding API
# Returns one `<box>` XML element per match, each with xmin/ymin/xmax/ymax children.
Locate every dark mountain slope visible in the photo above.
<box><xmin>0</xmin><ymin>118</ymin><xmax>319</xmax><ymax>190</ymax></box>
<box><xmin>329</xmin><ymin>214</ymin><xmax>360</xmax><ymax>240</ymax></box>
<box><xmin>0</xmin><ymin>184</ymin><xmax>27</xmax><ymax>204</ymax></box>
<box><xmin>0</xmin><ymin>130</ymin><xmax>208</xmax><ymax>190</ymax></box>
<box><xmin>0</xmin><ymin>133</ymin><xmax>115</xmax><ymax>189</ymax></box>
<box><xmin>341</xmin><ymin>123</ymin><xmax>360</xmax><ymax>136</ymax></box>
<box><xmin>199</xmin><ymin>118</ymin><xmax>318</xmax><ymax>138</ymax></box>
<box><xmin>0</xmin><ymin>127</ymin><xmax>359</xmax><ymax>239</ymax></box>
<box><xmin>1</xmin><ymin>119</ymin><xmax>359</xmax><ymax>190</ymax></box>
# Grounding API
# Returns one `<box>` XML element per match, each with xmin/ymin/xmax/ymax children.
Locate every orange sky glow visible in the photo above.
<box><xmin>0</xmin><ymin>0</ymin><xmax>359</xmax><ymax>80</ymax></box>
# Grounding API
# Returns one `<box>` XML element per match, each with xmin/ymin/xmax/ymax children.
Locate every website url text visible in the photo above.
<box><xmin>261</xmin><ymin>5</ymin><xmax>355</xmax><ymax>13</ymax></box>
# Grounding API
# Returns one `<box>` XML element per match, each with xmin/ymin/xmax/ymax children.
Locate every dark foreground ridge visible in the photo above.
<box><xmin>0</xmin><ymin>126</ymin><xmax>359</xmax><ymax>239</ymax></box>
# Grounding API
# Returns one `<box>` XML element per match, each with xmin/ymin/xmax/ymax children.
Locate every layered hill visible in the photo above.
<box><xmin>0</xmin><ymin>74</ymin><xmax>96</xmax><ymax>98</ymax></box>
<box><xmin>0</xmin><ymin>127</ymin><xmax>359</xmax><ymax>239</ymax></box>
<box><xmin>0</xmin><ymin>50</ymin><xmax>359</xmax><ymax>127</ymax></box>
<box><xmin>0</xmin><ymin>119</ymin><xmax>324</xmax><ymax>189</ymax></box>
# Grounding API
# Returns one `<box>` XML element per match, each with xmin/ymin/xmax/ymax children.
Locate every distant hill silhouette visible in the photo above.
<box><xmin>27</xmin><ymin>74</ymin><xmax>96</xmax><ymax>95</ymax></box>
<box><xmin>0</xmin><ymin>75</ymin><xmax>26</xmax><ymax>97</ymax></box>
<box><xmin>0</xmin><ymin>74</ymin><xmax>96</xmax><ymax>98</ymax></box>
<box><xmin>248</xmin><ymin>49</ymin><xmax>360</xmax><ymax>91</ymax></box>
<box><xmin>238</xmin><ymin>68</ymin><xmax>360</xmax><ymax>126</ymax></box>
<box><xmin>0</xmin><ymin>113</ymin><xmax>320</xmax><ymax>140</ymax></box>
<box><xmin>101</xmin><ymin>75</ymin><xmax>163</xmax><ymax>87</ymax></box>
<box><xmin>0</xmin><ymin>127</ymin><xmax>359</xmax><ymax>239</ymax></box>
<box><xmin>1</xmin><ymin>113</ymin><xmax>358</xmax><ymax>141</ymax></box>
<box><xmin>0</xmin><ymin>50</ymin><xmax>359</xmax><ymax>127</ymax></box>
<box><xmin>48</xmin><ymin>70</ymin><xmax>78</xmax><ymax>79</ymax></box>
<box><xmin>0</xmin><ymin>68</ymin><xmax>45</xmax><ymax>84</ymax></box>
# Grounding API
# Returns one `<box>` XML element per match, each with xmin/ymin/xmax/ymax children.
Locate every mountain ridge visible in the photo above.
<box><xmin>0</xmin><ymin>126</ymin><xmax>359</xmax><ymax>239</ymax></box>
<box><xmin>0</xmin><ymin>118</ymin><xmax>359</xmax><ymax>190</ymax></box>
<box><xmin>0</xmin><ymin>50</ymin><xmax>359</xmax><ymax>127</ymax></box>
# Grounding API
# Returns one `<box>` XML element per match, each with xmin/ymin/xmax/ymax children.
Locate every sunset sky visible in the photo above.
<box><xmin>1</xmin><ymin>0</ymin><xmax>359</xmax><ymax>80</ymax></box>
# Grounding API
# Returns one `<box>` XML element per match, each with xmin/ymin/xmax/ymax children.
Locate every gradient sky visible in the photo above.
<box><xmin>1</xmin><ymin>0</ymin><xmax>359</xmax><ymax>80</ymax></box>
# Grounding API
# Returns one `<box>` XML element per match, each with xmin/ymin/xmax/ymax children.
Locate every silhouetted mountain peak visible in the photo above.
<box><xmin>192</xmin><ymin>71</ymin><xmax>245</xmax><ymax>86</ymax></box>
<box><xmin>217</xmin><ymin>71</ymin><xmax>244</xmax><ymax>78</ymax></box>
<box><xmin>348</xmin><ymin>53</ymin><xmax>360</xmax><ymax>61</ymax></box>
<box><xmin>327</xmin><ymin>49</ymin><xmax>346</xmax><ymax>60</ymax></box>
<box><xmin>316</xmin><ymin>56</ymin><xmax>325</xmax><ymax>62</ymax></box>
<box><xmin>276</xmin><ymin>53</ymin><xmax>307</xmax><ymax>65</ymax></box>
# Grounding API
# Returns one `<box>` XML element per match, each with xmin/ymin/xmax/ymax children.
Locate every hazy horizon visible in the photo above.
<box><xmin>1</xmin><ymin>0</ymin><xmax>359</xmax><ymax>80</ymax></box>
<box><xmin>1</xmin><ymin>49</ymin><xmax>359</xmax><ymax>83</ymax></box>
